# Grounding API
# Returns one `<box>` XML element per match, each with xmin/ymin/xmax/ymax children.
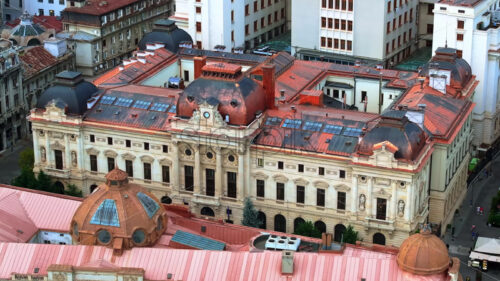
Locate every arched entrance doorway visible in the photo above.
<box><xmin>90</xmin><ymin>184</ymin><xmax>98</xmax><ymax>193</ymax></box>
<box><xmin>373</xmin><ymin>233</ymin><xmax>386</xmax><ymax>245</ymax></box>
<box><xmin>161</xmin><ymin>196</ymin><xmax>172</xmax><ymax>204</ymax></box>
<box><xmin>274</xmin><ymin>214</ymin><xmax>286</xmax><ymax>232</ymax></box>
<box><xmin>53</xmin><ymin>181</ymin><xmax>64</xmax><ymax>194</ymax></box>
<box><xmin>294</xmin><ymin>217</ymin><xmax>305</xmax><ymax>233</ymax></box>
<box><xmin>200</xmin><ymin>207</ymin><xmax>215</xmax><ymax>217</ymax></box>
<box><xmin>257</xmin><ymin>211</ymin><xmax>266</xmax><ymax>229</ymax></box>
<box><xmin>334</xmin><ymin>224</ymin><xmax>346</xmax><ymax>242</ymax></box>
<box><xmin>314</xmin><ymin>221</ymin><xmax>327</xmax><ymax>234</ymax></box>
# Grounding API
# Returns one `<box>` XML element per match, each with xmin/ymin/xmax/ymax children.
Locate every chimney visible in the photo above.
<box><xmin>262</xmin><ymin>64</ymin><xmax>276</xmax><ymax>109</ymax></box>
<box><xmin>326</xmin><ymin>233</ymin><xmax>332</xmax><ymax>247</ymax></box>
<box><xmin>194</xmin><ymin>56</ymin><xmax>206</xmax><ymax>79</ymax></box>
<box><xmin>281</xmin><ymin>251</ymin><xmax>294</xmax><ymax>274</ymax></box>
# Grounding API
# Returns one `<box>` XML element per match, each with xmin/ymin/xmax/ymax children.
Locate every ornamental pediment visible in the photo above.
<box><xmin>273</xmin><ymin>174</ymin><xmax>289</xmax><ymax>183</ymax></box>
<box><xmin>293</xmin><ymin>178</ymin><xmax>309</xmax><ymax>186</ymax></box>
<box><xmin>159</xmin><ymin>158</ymin><xmax>172</xmax><ymax>166</ymax></box>
<box><xmin>51</xmin><ymin>141</ymin><xmax>65</xmax><ymax>150</ymax></box>
<box><xmin>313</xmin><ymin>180</ymin><xmax>329</xmax><ymax>189</ymax></box>
<box><xmin>104</xmin><ymin>150</ymin><xmax>118</xmax><ymax>158</ymax></box>
<box><xmin>334</xmin><ymin>184</ymin><xmax>351</xmax><ymax>192</ymax></box>
<box><xmin>252</xmin><ymin>172</ymin><xmax>269</xmax><ymax>179</ymax></box>
<box><xmin>373</xmin><ymin>188</ymin><xmax>392</xmax><ymax>199</ymax></box>
<box><xmin>86</xmin><ymin>147</ymin><xmax>99</xmax><ymax>155</ymax></box>
<box><xmin>122</xmin><ymin>153</ymin><xmax>136</xmax><ymax>160</ymax></box>
<box><xmin>140</xmin><ymin>155</ymin><xmax>154</xmax><ymax>163</ymax></box>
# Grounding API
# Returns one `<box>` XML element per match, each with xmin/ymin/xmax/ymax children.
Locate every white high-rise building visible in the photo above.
<box><xmin>170</xmin><ymin>0</ymin><xmax>287</xmax><ymax>51</ymax></box>
<box><xmin>291</xmin><ymin>0</ymin><xmax>418</xmax><ymax>66</ymax></box>
<box><xmin>432</xmin><ymin>0</ymin><xmax>500</xmax><ymax>148</ymax></box>
<box><xmin>24</xmin><ymin>0</ymin><xmax>67</xmax><ymax>17</ymax></box>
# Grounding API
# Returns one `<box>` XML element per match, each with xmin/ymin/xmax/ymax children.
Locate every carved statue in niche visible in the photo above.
<box><xmin>71</xmin><ymin>151</ymin><xmax>77</xmax><ymax>167</ymax></box>
<box><xmin>398</xmin><ymin>200</ymin><xmax>405</xmax><ymax>217</ymax></box>
<box><xmin>41</xmin><ymin>147</ymin><xmax>46</xmax><ymax>162</ymax></box>
<box><xmin>359</xmin><ymin>194</ymin><xmax>366</xmax><ymax>211</ymax></box>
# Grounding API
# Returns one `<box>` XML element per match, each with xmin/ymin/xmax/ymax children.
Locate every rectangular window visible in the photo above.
<box><xmin>126</xmin><ymin>160</ymin><xmax>133</xmax><ymax>177</ymax></box>
<box><xmin>319</xmin><ymin>167</ymin><xmax>325</xmax><ymax>175</ymax></box>
<box><xmin>347</xmin><ymin>20</ymin><xmax>352</xmax><ymax>31</ymax></box>
<box><xmin>298</xmin><ymin>164</ymin><xmax>304</xmax><ymax>173</ymax></box>
<box><xmin>337</xmin><ymin>191</ymin><xmax>346</xmax><ymax>210</ymax></box>
<box><xmin>427</xmin><ymin>24</ymin><xmax>433</xmax><ymax>34</ymax></box>
<box><xmin>254</xmin><ymin>1</ymin><xmax>258</xmax><ymax>12</ymax></box>
<box><xmin>387</xmin><ymin>22</ymin><xmax>390</xmax><ymax>34</ymax></box>
<box><xmin>341</xmin><ymin>19</ymin><xmax>346</xmax><ymax>30</ymax></box>
<box><xmin>206</xmin><ymin>169</ymin><xmax>215</xmax><ymax>196</ymax></box>
<box><xmin>227</xmin><ymin>172</ymin><xmax>237</xmax><ymax>198</ymax></box>
<box><xmin>457</xmin><ymin>33</ymin><xmax>464</xmax><ymax>41</ymax></box>
<box><xmin>196</xmin><ymin>6</ymin><xmax>201</xmax><ymax>13</ymax></box>
<box><xmin>457</xmin><ymin>20</ymin><xmax>464</xmax><ymax>29</ymax></box>
<box><xmin>456</xmin><ymin>50</ymin><xmax>462</xmax><ymax>58</ymax></box>
<box><xmin>347</xmin><ymin>40</ymin><xmax>352</xmax><ymax>51</ymax></box>
<box><xmin>335</xmin><ymin>0</ymin><xmax>340</xmax><ymax>9</ymax></box>
<box><xmin>278</xmin><ymin>161</ymin><xmax>284</xmax><ymax>170</ymax></box>
<box><xmin>90</xmin><ymin>155</ymin><xmax>98</xmax><ymax>172</ymax></box>
<box><xmin>387</xmin><ymin>1</ymin><xmax>391</xmax><ymax>13</ymax></box>
<box><xmin>107</xmin><ymin>157</ymin><xmax>115</xmax><ymax>172</ymax></box>
<box><xmin>328</xmin><ymin>18</ymin><xmax>333</xmax><ymax>28</ymax></box>
<box><xmin>144</xmin><ymin>163</ymin><xmax>151</xmax><ymax>180</ymax></box>
<box><xmin>196</xmin><ymin>22</ymin><xmax>201</xmax><ymax>32</ymax></box>
<box><xmin>257</xmin><ymin>179</ymin><xmax>265</xmax><ymax>197</ymax></box>
<box><xmin>254</xmin><ymin>20</ymin><xmax>258</xmax><ymax>31</ymax></box>
<box><xmin>296</xmin><ymin>185</ymin><xmax>304</xmax><ymax>203</ymax></box>
<box><xmin>335</xmin><ymin>19</ymin><xmax>340</xmax><ymax>29</ymax></box>
<box><xmin>162</xmin><ymin>145</ymin><xmax>168</xmax><ymax>153</ymax></box>
<box><xmin>245</xmin><ymin>4</ymin><xmax>249</xmax><ymax>15</ymax></box>
<box><xmin>90</xmin><ymin>134</ymin><xmax>95</xmax><ymax>143</ymax></box>
<box><xmin>317</xmin><ymin>189</ymin><xmax>325</xmax><ymax>207</ymax></box>
<box><xmin>339</xmin><ymin>169</ymin><xmax>346</xmax><ymax>178</ymax></box>
<box><xmin>276</xmin><ymin>182</ymin><xmax>285</xmax><ymax>200</ymax></box>
<box><xmin>334</xmin><ymin>39</ymin><xmax>339</xmax><ymax>49</ymax></box>
<box><xmin>144</xmin><ymin>142</ymin><xmax>150</xmax><ymax>150</ymax></box>
<box><xmin>184</xmin><ymin>166</ymin><xmax>194</xmax><ymax>191</ymax></box>
<box><xmin>327</xmin><ymin>38</ymin><xmax>332</xmax><ymax>48</ymax></box>
<box><xmin>245</xmin><ymin>24</ymin><xmax>249</xmax><ymax>35</ymax></box>
<box><xmin>261</xmin><ymin>17</ymin><xmax>265</xmax><ymax>28</ymax></box>
<box><xmin>261</xmin><ymin>0</ymin><xmax>265</xmax><ymax>9</ymax></box>
<box><xmin>107</xmin><ymin>137</ymin><xmax>113</xmax><ymax>145</ymax></box>
<box><xmin>231</xmin><ymin>10</ymin><xmax>234</xmax><ymax>22</ymax></box>
<box><xmin>55</xmin><ymin>150</ymin><xmax>63</xmax><ymax>170</ymax></box>
<box><xmin>322</xmin><ymin>0</ymin><xmax>326</xmax><ymax>8</ymax></box>
<box><xmin>321</xmin><ymin>17</ymin><xmax>326</xmax><ymax>28</ymax></box>
<box><xmin>321</xmin><ymin>37</ymin><xmax>326</xmax><ymax>47</ymax></box>
<box><xmin>348</xmin><ymin>0</ymin><xmax>353</xmax><ymax>11</ymax></box>
<box><xmin>126</xmin><ymin>139</ymin><xmax>131</xmax><ymax>147</ymax></box>
<box><xmin>376</xmin><ymin>198</ymin><xmax>387</xmax><ymax>220</ymax></box>
<box><xmin>162</xmin><ymin>166</ymin><xmax>170</xmax><ymax>183</ymax></box>
<box><xmin>257</xmin><ymin>158</ymin><xmax>264</xmax><ymax>167</ymax></box>
<box><xmin>340</xmin><ymin>39</ymin><xmax>345</xmax><ymax>49</ymax></box>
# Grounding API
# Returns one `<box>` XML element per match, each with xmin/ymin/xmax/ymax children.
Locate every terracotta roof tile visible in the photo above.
<box><xmin>19</xmin><ymin>46</ymin><xmax>59</xmax><ymax>80</ymax></box>
<box><xmin>5</xmin><ymin>16</ymin><xmax>62</xmax><ymax>32</ymax></box>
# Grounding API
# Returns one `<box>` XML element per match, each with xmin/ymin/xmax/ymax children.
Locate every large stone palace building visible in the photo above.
<box><xmin>29</xmin><ymin>43</ymin><xmax>476</xmax><ymax>246</ymax></box>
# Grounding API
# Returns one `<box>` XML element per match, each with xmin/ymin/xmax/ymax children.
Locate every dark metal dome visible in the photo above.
<box><xmin>138</xmin><ymin>19</ymin><xmax>192</xmax><ymax>53</ymax></box>
<box><xmin>420</xmin><ymin>47</ymin><xmax>472</xmax><ymax>89</ymax></box>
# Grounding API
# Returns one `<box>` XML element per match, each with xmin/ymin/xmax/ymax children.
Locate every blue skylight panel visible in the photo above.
<box><xmin>115</xmin><ymin>97</ymin><xmax>134</xmax><ymax>107</ymax></box>
<box><xmin>282</xmin><ymin>119</ymin><xmax>302</xmax><ymax>129</ymax></box>
<box><xmin>137</xmin><ymin>192</ymin><xmax>159</xmax><ymax>218</ymax></box>
<box><xmin>100</xmin><ymin>96</ymin><xmax>116</xmax><ymax>105</ymax></box>
<box><xmin>265</xmin><ymin>117</ymin><xmax>282</xmax><ymax>126</ymax></box>
<box><xmin>323</xmin><ymin>125</ymin><xmax>343</xmax><ymax>134</ymax></box>
<box><xmin>303</xmin><ymin>121</ymin><xmax>323</xmax><ymax>131</ymax></box>
<box><xmin>132</xmin><ymin>100</ymin><xmax>151</xmax><ymax>109</ymax></box>
<box><xmin>150</xmin><ymin>103</ymin><xmax>170</xmax><ymax>112</ymax></box>
<box><xmin>168</xmin><ymin>105</ymin><xmax>177</xmax><ymax>113</ymax></box>
<box><xmin>343</xmin><ymin>127</ymin><xmax>362</xmax><ymax>137</ymax></box>
<box><xmin>90</xmin><ymin>199</ymin><xmax>120</xmax><ymax>227</ymax></box>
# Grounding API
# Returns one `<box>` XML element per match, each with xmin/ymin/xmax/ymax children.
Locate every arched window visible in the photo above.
<box><xmin>53</xmin><ymin>181</ymin><xmax>65</xmax><ymax>194</ymax></box>
<box><xmin>334</xmin><ymin>224</ymin><xmax>346</xmax><ymax>242</ymax></box>
<box><xmin>274</xmin><ymin>214</ymin><xmax>286</xmax><ymax>232</ymax></box>
<box><xmin>293</xmin><ymin>217</ymin><xmax>305</xmax><ymax>233</ymax></box>
<box><xmin>90</xmin><ymin>184</ymin><xmax>98</xmax><ymax>193</ymax></box>
<box><xmin>373</xmin><ymin>233</ymin><xmax>386</xmax><ymax>245</ymax></box>
<box><xmin>201</xmin><ymin>207</ymin><xmax>215</xmax><ymax>217</ymax></box>
<box><xmin>161</xmin><ymin>196</ymin><xmax>172</xmax><ymax>204</ymax></box>
<box><xmin>257</xmin><ymin>211</ymin><xmax>266</xmax><ymax>229</ymax></box>
<box><xmin>27</xmin><ymin>38</ymin><xmax>41</xmax><ymax>46</ymax></box>
<box><xmin>314</xmin><ymin>221</ymin><xmax>327</xmax><ymax>234</ymax></box>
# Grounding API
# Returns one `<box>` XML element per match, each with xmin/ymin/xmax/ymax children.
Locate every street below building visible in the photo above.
<box><xmin>445</xmin><ymin>153</ymin><xmax>500</xmax><ymax>281</ymax></box>
<box><xmin>0</xmin><ymin>140</ymin><xmax>32</xmax><ymax>185</ymax></box>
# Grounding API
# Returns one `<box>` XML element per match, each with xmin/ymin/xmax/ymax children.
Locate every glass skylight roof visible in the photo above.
<box><xmin>343</xmin><ymin>127</ymin><xmax>363</xmax><ymax>137</ymax></box>
<box><xmin>90</xmin><ymin>199</ymin><xmax>120</xmax><ymax>227</ymax></box>
<box><xmin>132</xmin><ymin>100</ymin><xmax>151</xmax><ymax>109</ymax></box>
<box><xmin>282</xmin><ymin>119</ymin><xmax>302</xmax><ymax>129</ymax></box>
<box><xmin>303</xmin><ymin>121</ymin><xmax>323</xmax><ymax>131</ymax></box>
<box><xmin>168</xmin><ymin>105</ymin><xmax>177</xmax><ymax>113</ymax></box>
<box><xmin>115</xmin><ymin>97</ymin><xmax>134</xmax><ymax>107</ymax></box>
<box><xmin>150</xmin><ymin>103</ymin><xmax>170</xmax><ymax>112</ymax></box>
<box><xmin>137</xmin><ymin>192</ymin><xmax>159</xmax><ymax>218</ymax></box>
<box><xmin>100</xmin><ymin>96</ymin><xmax>116</xmax><ymax>105</ymax></box>
<box><xmin>323</xmin><ymin>125</ymin><xmax>343</xmax><ymax>134</ymax></box>
<box><xmin>265</xmin><ymin>117</ymin><xmax>282</xmax><ymax>126</ymax></box>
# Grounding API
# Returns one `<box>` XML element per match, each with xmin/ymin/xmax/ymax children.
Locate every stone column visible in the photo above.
<box><xmin>193</xmin><ymin>144</ymin><xmax>201</xmax><ymax>194</ymax></box>
<box><xmin>245</xmin><ymin>147</ymin><xmax>251</xmax><ymax>197</ymax></box>
<box><xmin>391</xmin><ymin>180</ymin><xmax>397</xmax><ymax>220</ymax></box>
<box><xmin>367</xmin><ymin>177</ymin><xmax>373</xmax><ymax>218</ymax></box>
<box><xmin>64</xmin><ymin>134</ymin><xmax>70</xmax><ymax>169</ymax></box>
<box><xmin>405</xmin><ymin>182</ymin><xmax>412</xmax><ymax>222</ymax></box>
<box><xmin>77</xmin><ymin>132</ymin><xmax>84</xmax><ymax>170</ymax></box>
<box><xmin>33</xmin><ymin>130</ymin><xmax>40</xmax><ymax>164</ymax></box>
<box><xmin>45</xmin><ymin>131</ymin><xmax>51</xmax><ymax>167</ymax></box>
<box><xmin>351</xmin><ymin>174</ymin><xmax>358</xmax><ymax>214</ymax></box>
<box><xmin>237</xmin><ymin>150</ymin><xmax>245</xmax><ymax>200</ymax></box>
<box><xmin>171</xmin><ymin>141</ymin><xmax>180</xmax><ymax>191</ymax></box>
<box><xmin>215</xmin><ymin>147</ymin><xmax>222</xmax><ymax>198</ymax></box>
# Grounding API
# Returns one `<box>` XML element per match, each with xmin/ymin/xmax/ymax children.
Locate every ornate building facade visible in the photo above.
<box><xmin>29</xmin><ymin>45</ymin><xmax>475</xmax><ymax>246</ymax></box>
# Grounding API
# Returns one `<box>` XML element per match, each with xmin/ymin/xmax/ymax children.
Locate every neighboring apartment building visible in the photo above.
<box><xmin>2</xmin><ymin>0</ymin><xmax>22</xmax><ymax>22</ymax></box>
<box><xmin>292</xmin><ymin>0</ymin><xmax>418</xmax><ymax>66</ymax></box>
<box><xmin>170</xmin><ymin>0</ymin><xmax>287</xmax><ymax>51</ymax></box>
<box><xmin>29</xmin><ymin>44</ymin><xmax>475</xmax><ymax>246</ymax></box>
<box><xmin>58</xmin><ymin>0</ymin><xmax>173</xmax><ymax>76</ymax></box>
<box><xmin>432</xmin><ymin>0</ymin><xmax>500</xmax><ymax>149</ymax></box>
<box><xmin>0</xmin><ymin>39</ymin><xmax>23</xmax><ymax>151</ymax></box>
<box><xmin>24</xmin><ymin>0</ymin><xmax>67</xmax><ymax>17</ymax></box>
<box><xmin>418</xmin><ymin>0</ymin><xmax>438</xmax><ymax>48</ymax></box>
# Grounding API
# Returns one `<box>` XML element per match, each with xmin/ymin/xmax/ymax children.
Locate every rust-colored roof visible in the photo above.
<box><xmin>105</xmin><ymin>167</ymin><xmax>128</xmax><ymax>181</ymax></box>
<box><xmin>202</xmin><ymin>62</ymin><xmax>242</xmax><ymax>75</ymax></box>
<box><xmin>19</xmin><ymin>46</ymin><xmax>59</xmax><ymax>80</ymax></box>
<box><xmin>438</xmin><ymin>0</ymin><xmax>482</xmax><ymax>7</ymax></box>
<box><xmin>5</xmin><ymin>16</ymin><xmax>62</xmax><ymax>32</ymax></box>
<box><xmin>63</xmin><ymin>0</ymin><xmax>140</xmax><ymax>16</ymax></box>
<box><xmin>397</xmin><ymin>229</ymin><xmax>450</xmax><ymax>275</ymax></box>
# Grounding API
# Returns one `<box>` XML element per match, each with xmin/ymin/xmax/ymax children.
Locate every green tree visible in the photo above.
<box><xmin>18</xmin><ymin>148</ymin><xmax>34</xmax><ymax>171</ymax></box>
<box><xmin>294</xmin><ymin>221</ymin><xmax>322</xmax><ymax>238</ymax></box>
<box><xmin>241</xmin><ymin>197</ymin><xmax>261</xmax><ymax>227</ymax></box>
<box><xmin>65</xmin><ymin>184</ymin><xmax>83</xmax><ymax>197</ymax></box>
<box><xmin>11</xmin><ymin>168</ymin><xmax>38</xmax><ymax>189</ymax></box>
<box><xmin>342</xmin><ymin>225</ymin><xmax>360</xmax><ymax>244</ymax></box>
<box><xmin>35</xmin><ymin>171</ymin><xmax>54</xmax><ymax>192</ymax></box>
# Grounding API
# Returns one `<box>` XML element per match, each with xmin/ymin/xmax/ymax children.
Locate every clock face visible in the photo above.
<box><xmin>203</xmin><ymin>111</ymin><xmax>210</xmax><ymax>119</ymax></box>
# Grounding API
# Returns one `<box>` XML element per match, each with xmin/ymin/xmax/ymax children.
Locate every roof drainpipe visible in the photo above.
<box><xmin>262</xmin><ymin>64</ymin><xmax>277</xmax><ymax>110</ymax></box>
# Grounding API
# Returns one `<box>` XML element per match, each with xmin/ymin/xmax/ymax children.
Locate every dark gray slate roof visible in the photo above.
<box><xmin>171</xmin><ymin>230</ymin><xmax>226</xmax><ymax>251</ymax></box>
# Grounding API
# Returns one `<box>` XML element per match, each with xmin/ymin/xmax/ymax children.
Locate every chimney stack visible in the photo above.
<box><xmin>281</xmin><ymin>251</ymin><xmax>294</xmax><ymax>274</ymax></box>
<box><xmin>262</xmin><ymin>64</ymin><xmax>276</xmax><ymax>110</ymax></box>
<box><xmin>194</xmin><ymin>56</ymin><xmax>207</xmax><ymax>80</ymax></box>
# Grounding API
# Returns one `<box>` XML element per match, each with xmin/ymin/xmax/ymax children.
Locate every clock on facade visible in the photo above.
<box><xmin>203</xmin><ymin>112</ymin><xmax>211</xmax><ymax>119</ymax></box>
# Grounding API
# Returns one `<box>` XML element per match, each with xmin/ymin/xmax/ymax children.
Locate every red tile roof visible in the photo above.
<box><xmin>63</xmin><ymin>0</ymin><xmax>140</xmax><ymax>16</ymax></box>
<box><xmin>5</xmin><ymin>16</ymin><xmax>63</xmax><ymax>32</ymax></box>
<box><xmin>19</xmin><ymin>46</ymin><xmax>59</xmax><ymax>80</ymax></box>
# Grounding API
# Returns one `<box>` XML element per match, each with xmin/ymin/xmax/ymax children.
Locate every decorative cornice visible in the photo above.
<box><xmin>159</xmin><ymin>158</ymin><xmax>172</xmax><ymax>166</ymax></box>
<box><xmin>104</xmin><ymin>150</ymin><xmax>118</xmax><ymax>158</ymax></box>
<box><xmin>293</xmin><ymin>177</ymin><xmax>309</xmax><ymax>186</ymax></box>
<box><xmin>313</xmin><ymin>180</ymin><xmax>329</xmax><ymax>189</ymax></box>
<box><xmin>272</xmin><ymin>174</ymin><xmax>289</xmax><ymax>183</ymax></box>
<box><xmin>121</xmin><ymin>153</ymin><xmax>136</xmax><ymax>161</ymax></box>
<box><xmin>252</xmin><ymin>172</ymin><xmax>269</xmax><ymax>179</ymax></box>
<box><xmin>85</xmin><ymin>147</ymin><xmax>99</xmax><ymax>155</ymax></box>
<box><xmin>333</xmin><ymin>184</ymin><xmax>351</xmax><ymax>192</ymax></box>
<box><xmin>140</xmin><ymin>155</ymin><xmax>155</xmax><ymax>163</ymax></box>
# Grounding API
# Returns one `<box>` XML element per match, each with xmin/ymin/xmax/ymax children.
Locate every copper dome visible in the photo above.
<box><xmin>397</xmin><ymin>229</ymin><xmax>450</xmax><ymax>275</ymax></box>
<box><xmin>70</xmin><ymin>168</ymin><xmax>167</xmax><ymax>255</ymax></box>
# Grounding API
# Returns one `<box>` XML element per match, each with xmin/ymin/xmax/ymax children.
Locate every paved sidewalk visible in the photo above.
<box><xmin>0</xmin><ymin>140</ymin><xmax>32</xmax><ymax>185</ymax></box>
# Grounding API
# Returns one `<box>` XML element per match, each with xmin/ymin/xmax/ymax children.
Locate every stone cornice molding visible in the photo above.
<box><xmin>272</xmin><ymin>174</ymin><xmax>289</xmax><ymax>183</ymax></box>
<box><xmin>159</xmin><ymin>158</ymin><xmax>172</xmax><ymax>166</ymax></box>
<box><xmin>104</xmin><ymin>150</ymin><xmax>118</xmax><ymax>158</ymax></box>
<box><xmin>140</xmin><ymin>155</ymin><xmax>155</xmax><ymax>163</ymax></box>
<box><xmin>313</xmin><ymin>180</ymin><xmax>329</xmax><ymax>189</ymax></box>
<box><xmin>334</xmin><ymin>184</ymin><xmax>351</xmax><ymax>192</ymax></box>
<box><xmin>85</xmin><ymin>147</ymin><xmax>99</xmax><ymax>155</ymax></box>
<box><xmin>252</xmin><ymin>172</ymin><xmax>269</xmax><ymax>180</ymax></box>
<box><xmin>293</xmin><ymin>178</ymin><xmax>309</xmax><ymax>186</ymax></box>
<box><xmin>122</xmin><ymin>153</ymin><xmax>136</xmax><ymax>161</ymax></box>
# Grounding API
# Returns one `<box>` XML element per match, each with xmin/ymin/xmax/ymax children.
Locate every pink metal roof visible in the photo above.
<box><xmin>0</xmin><ymin>242</ymin><xmax>450</xmax><ymax>281</ymax></box>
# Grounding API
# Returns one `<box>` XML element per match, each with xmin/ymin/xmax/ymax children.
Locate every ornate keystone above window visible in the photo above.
<box><xmin>373</xmin><ymin>188</ymin><xmax>391</xmax><ymax>199</ymax></box>
<box><xmin>51</xmin><ymin>141</ymin><xmax>65</xmax><ymax>151</ymax></box>
<box><xmin>86</xmin><ymin>147</ymin><xmax>100</xmax><ymax>155</ymax></box>
<box><xmin>104</xmin><ymin>150</ymin><xmax>118</xmax><ymax>158</ymax></box>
